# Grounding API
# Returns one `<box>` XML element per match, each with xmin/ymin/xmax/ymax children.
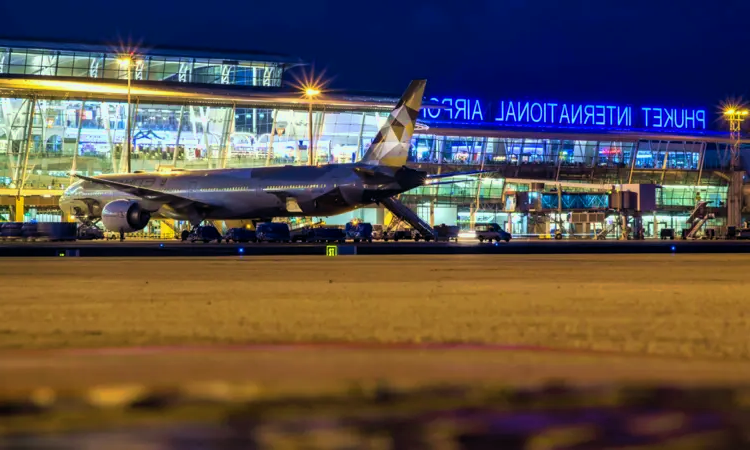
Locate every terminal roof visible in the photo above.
<box><xmin>0</xmin><ymin>38</ymin><xmax>304</xmax><ymax>65</ymax></box>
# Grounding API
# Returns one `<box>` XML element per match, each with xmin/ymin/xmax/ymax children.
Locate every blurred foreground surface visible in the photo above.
<box><xmin>1</xmin><ymin>382</ymin><xmax>748</xmax><ymax>449</ymax></box>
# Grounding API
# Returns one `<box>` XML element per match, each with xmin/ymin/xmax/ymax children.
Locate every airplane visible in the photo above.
<box><xmin>60</xmin><ymin>79</ymin><xmax>492</xmax><ymax>235</ymax></box>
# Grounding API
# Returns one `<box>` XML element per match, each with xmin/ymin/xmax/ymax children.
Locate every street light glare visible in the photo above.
<box><xmin>725</xmin><ymin>108</ymin><xmax>736</xmax><ymax>115</ymax></box>
<box><xmin>305</xmin><ymin>87</ymin><xmax>321</xmax><ymax>97</ymax></box>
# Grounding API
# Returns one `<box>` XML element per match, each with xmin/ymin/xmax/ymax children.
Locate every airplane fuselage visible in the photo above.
<box><xmin>60</xmin><ymin>163</ymin><xmax>425</xmax><ymax>225</ymax></box>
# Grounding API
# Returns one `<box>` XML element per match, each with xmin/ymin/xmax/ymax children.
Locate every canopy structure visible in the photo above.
<box><xmin>0</xmin><ymin>76</ymin><xmax>403</xmax><ymax>112</ymax></box>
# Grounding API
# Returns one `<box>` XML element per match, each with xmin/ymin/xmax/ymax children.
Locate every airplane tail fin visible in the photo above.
<box><xmin>360</xmin><ymin>79</ymin><xmax>426</xmax><ymax>167</ymax></box>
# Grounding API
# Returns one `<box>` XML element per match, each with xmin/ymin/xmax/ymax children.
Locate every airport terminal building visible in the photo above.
<box><xmin>1</xmin><ymin>39</ymin><xmax>748</xmax><ymax>238</ymax></box>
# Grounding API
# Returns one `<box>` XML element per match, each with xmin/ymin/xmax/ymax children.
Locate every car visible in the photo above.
<box><xmin>77</xmin><ymin>225</ymin><xmax>105</xmax><ymax>240</ymax></box>
<box><xmin>186</xmin><ymin>225</ymin><xmax>223</xmax><ymax>243</ymax></box>
<box><xmin>224</xmin><ymin>227</ymin><xmax>256</xmax><ymax>243</ymax></box>
<box><xmin>474</xmin><ymin>222</ymin><xmax>511</xmax><ymax>243</ymax></box>
<box><xmin>256</xmin><ymin>222</ymin><xmax>291</xmax><ymax>243</ymax></box>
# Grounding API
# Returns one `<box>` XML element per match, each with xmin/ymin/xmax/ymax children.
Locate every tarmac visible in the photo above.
<box><xmin>2</xmin><ymin>238</ymin><xmax>750</xmax><ymax>257</ymax></box>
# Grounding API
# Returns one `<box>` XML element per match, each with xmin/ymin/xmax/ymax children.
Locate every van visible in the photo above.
<box><xmin>474</xmin><ymin>222</ymin><xmax>512</xmax><ymax>243</ymax></box>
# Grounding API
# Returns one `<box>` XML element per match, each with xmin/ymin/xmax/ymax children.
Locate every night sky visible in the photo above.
<box><xmin>2</xmin><ymin>0</ymin><xmax>749</xmax><ymax>112</ymax></box>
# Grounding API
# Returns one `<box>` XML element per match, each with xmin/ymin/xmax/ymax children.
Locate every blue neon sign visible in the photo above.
<box><xmin>422</xmin><ymin>97</ymin><xmax>707</xmax><ymax>132</ymax></box>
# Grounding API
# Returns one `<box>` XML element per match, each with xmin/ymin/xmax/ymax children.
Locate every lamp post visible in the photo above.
<box><xmin>724</xmin><ymin>108</ymin><xmax>748</xmax><ymax>169</ymax></box>
<box><xmin>723</xmin><ymin>108</ymin><xmax>748</xmax><ymax>230</ymax></box>
<box><xmin>304</xmin><ymin>87</ymin><xmax>320</xmax><ymax>165</ymax></box>
<box><xmin>118</xmin><ymin>55</ymin><xmax>137</xmax><ymax>173</ymax></box>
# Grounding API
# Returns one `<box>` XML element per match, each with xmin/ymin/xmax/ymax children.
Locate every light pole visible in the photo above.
<box><xmin>304</xmin><ymin>87</ymin><xmax>320</xmax><ymax>165</ymax></box>
<box><xmin>118</xmin><ymin>55</ymin><xmax>137</xmax><ymax>173</ymax></box>
<box><xmin>723</xmin><ymin>108</ymin><xmax>748</xmax><ymax>230</ymax></box>
<box><xmin>724</xmin><ymin>108</ymin><xmax>748</xmax><ymax>169</ymax></box>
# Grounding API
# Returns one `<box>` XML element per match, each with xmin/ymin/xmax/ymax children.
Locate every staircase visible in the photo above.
<box><xmin>685</xmin><ymin>201</ymin><xmax>714</xmax><ymax>239</ymax></box>
<box><xmin>595</xmin><ymin>221</ymin><xmax>617</xmax><ymax>240</ymax></box>
<box><xmin>380</xmin><ymin>197</ymin><xmax>435</xmax><ymax>240</ymax></box>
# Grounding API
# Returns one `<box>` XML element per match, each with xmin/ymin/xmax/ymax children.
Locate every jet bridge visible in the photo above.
<box><xmin>380</xmin><ymin>197</ymin><xmax>436</xmax><ymax>240</ymax></box>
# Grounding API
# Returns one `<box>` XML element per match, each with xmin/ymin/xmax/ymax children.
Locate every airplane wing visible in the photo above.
<box><xmin>74</xmin><ymin>174</ymin><xmax>215</xmax><ymax>211</ymax></box>
<box><xmin>422</xmin><ymin>179</ymin><xmax>480</xmax><ymax>187</ymax></box>
<box><xmin>425</xmin><ymin>169</ymin><xmax>497</xmax><ymax>180</ymax></box>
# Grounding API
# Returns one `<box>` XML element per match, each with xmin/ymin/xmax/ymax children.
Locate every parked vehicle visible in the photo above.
<box><xmin>475</xmin><ymin>222</ymin><xmax>512</xmax><ymax>243</ymax></box>
<box><xmin>256</xmin><ymin>222</ymin><xmax>291</xmax><ymax>243</ymax></box>
<box><xmin>0</xmin><ymin>222</ymin><xmax>23</xmax><ymax>240</ymax></box>
<box><xmin>77</xmin><ymin>225</ymin><xmax>105</xmax><ymax>240</ymax></box>
<box><xmin>44</xmin><ymin>223</ymin><xmax>78</xmax><ymax>241</ymax></box>
<box><xmin>383</xmin><ymin>229</ymin><xmax>414</xmax><ymax>242</ymax></box>
<box><xmin>345</xmin><ymin>222</ymin><xmax>373</xmax><ymax>243</ymax></box>
<box><xmin>434</xmin><ymin>224</ymin><xmax>460</xmax><ymax>242</ymax></box>
<box><xmin>186</xmin><ymin>225</ymin><xmax>223</xmax><ymax>243</ymax></box>
<box><xmin>224</xmin><ymin>227</ymin><xmax>256</xmax><ymax>243</ymax></box>
<box><xmin>292</xmin><ymin>226</ymin><xmax>346</xmax><ymax>243</ymax></box>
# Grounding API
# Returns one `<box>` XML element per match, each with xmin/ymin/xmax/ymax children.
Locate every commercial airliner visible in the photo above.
<box><xmin>60</xmin><ymin>80</ymin><xmax>484</xmax><ymax>233</ymax></box>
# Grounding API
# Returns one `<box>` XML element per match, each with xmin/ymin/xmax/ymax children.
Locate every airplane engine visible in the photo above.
<box><xmin>101</xmin><ymin>200</ymin><xmax>151</xmax><ymax>233</ymax></box>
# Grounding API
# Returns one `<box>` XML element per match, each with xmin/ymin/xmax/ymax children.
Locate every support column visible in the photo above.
<box><xmin>314</xmin><ymin>108</ymin><xmax>326</xmax><ymax>163</ymax></box>
<box><xmin>727</xmin><ymin>170</ymin><xmax>744</xmax><ymax>230</ymax></box>
<box><xmin>621</xmin><ymin>214</ymin><xmax>629</xmax><ymax>240</ymax></box>
<box><xmin>173</xmin><ymin>104</ymin><xmax>185</xmax><ymax>166</ymax></box>
<box><xmin>121</xmin><ymin>99</ymin><xmax>139</xmax><ymax>173</ymax></box>
<box><xmin>17</xmin><ymin>96</ymin><xmax>37</xmax><ymax>197</ymax></box>
<box><xmin>355</xmin><ymin>112</ymin><xmax>366</xmax><ymax>162</ymax></box>
<box><xmin>14</xmin><ymin>196</ymin><xmax>24</xmax><ymax>222</ymax></box>
<box><xmin>307</xmin><ymin>103</ymin><xmax>314</xmax><ymax>165</ymax></box>
<box><xmin>696</xmin><ymin>142</ymin><xmax>706</xmax><ymax>185</ymax></box>
<box><xmin>220</xmin><ymin>104</ymin><xmax>235</xmax><ymax>169</ymax></box>
<box><xmin>70</xmin><ymin>100</ymin><xmax>86</xmax><ymax>182</ymax></box>
<box><xmin>265</xmin><ymin>109</ymin><xmax>279</xmax><ymax>167</ymax></box>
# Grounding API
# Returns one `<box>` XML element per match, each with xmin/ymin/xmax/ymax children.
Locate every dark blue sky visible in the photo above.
<box><xmin>2</xmin><ymin>0</ymin><xmax>749</xmax><ymax>110</ymax></box>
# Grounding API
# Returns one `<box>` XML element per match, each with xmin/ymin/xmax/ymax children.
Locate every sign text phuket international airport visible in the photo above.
<box><xmin>421</xmin><ymin>97</ymin><xmax>708</xmax><ymax>132</ymax></box>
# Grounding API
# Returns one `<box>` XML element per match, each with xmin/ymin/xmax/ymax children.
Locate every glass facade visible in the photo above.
<box><xmin>0</xmin><ymin>44</ymin><xmax>288</xmax><ymax>87</ymax></box>
<box><xmin>2</xmin><ymin>96</ymin><xmax>733</xmax><ymax>190</ymax></box>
